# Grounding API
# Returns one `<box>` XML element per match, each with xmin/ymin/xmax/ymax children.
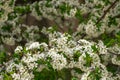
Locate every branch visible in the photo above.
<box><xmin>96</xmin><ymin>0</ymin><xmax>118</xmax><ymax>24</ymax></box>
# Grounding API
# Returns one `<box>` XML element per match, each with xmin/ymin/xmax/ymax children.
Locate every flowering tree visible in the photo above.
<box><xmin>0</xmin><ymin>0</ymin><xmax>120</xmax><ymax>80</ymax></box>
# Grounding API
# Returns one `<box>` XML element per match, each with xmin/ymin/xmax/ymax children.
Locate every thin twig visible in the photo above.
<box><xmin>96</xmin><ymin>0</ymin><xmax>118</xmax><ymax>24</ymax></box>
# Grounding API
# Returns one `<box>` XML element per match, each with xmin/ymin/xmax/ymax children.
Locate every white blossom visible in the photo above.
<box><xmin>26</xmin><ymin>42</ymin><xmax>40</xmax><ymax>50</ymax></box>
<box><xmin>14</xmin><ymin>46</ymin><xmax>23</xmax><ymax>53</ymax></box>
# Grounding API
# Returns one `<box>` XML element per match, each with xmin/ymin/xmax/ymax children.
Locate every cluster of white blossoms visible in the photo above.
<box><xmin>47</xmin><ymin>49</ymin><xmax>67</xmax><ymax>70</ymax></box>
<box><xmin>5</xmin><ymin>61</ymin><xmax>34</xmax><ymax>80</ymax></box>
<box><xmin>0</xmin><ymin>30</ymin><xmax>120</xmax><ymax>80</ymax></box>
<box><xmin>0</xmin><ymin>0</ymin><xmax>120</xmax><ymax>80</ymax></box>
<box><xmin>76</xmin><ymin>0</ymin><xmax>120</xmax><ymax>38</ymax></box>
<box><xmin>0</xmin><ymin>0</ymin><xmax>15</xmax><ymax>23</ymax></box>
<box><xmin>0</xmin><ymin>0</ymin><xmax>120</xmax><ymax>52</ymax></box>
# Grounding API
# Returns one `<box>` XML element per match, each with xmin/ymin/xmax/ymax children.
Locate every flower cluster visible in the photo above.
<box><xmin>0</xmin><ymin>31</ymin><xmax>120</xmax><ymax>80</ymax></box>
<box><xmin>0</xmin><ymin>0</ymin><xmax>120</xmax><ymax>80</ymax></box>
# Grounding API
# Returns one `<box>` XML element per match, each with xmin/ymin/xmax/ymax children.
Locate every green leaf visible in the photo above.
<box><xmin>84</xmin><ymin>53</ymin><xmax>92</xmax><ymax>67</ymax></box>
<box><xmin>107</xmin><ymin>64</ymin><xmax>118</xmax><ymax>76</ymax></box>
<box><xmin>0</xmin><ymin>9</ymin><xmax>5</xmax><ymax>18</ymax></box>
<box><xmin>33</xmin><ymin>67</ymin><xmax>57</xmax><ymax>80</ymax></box>
<box><xmin>106</xmin><ymin>39</ymin><xmax>116</xmax><ymax>47</ymax></box>
<box><xmin>8</xmin><ymin>13</ymin><xmax>17</xmax><ymax>20</ymax></box>
<box><xmin>91</xmin><ymin>45</ymin><xmax>98</xmax><ymax>53</ymax></box>
<box><xmin>9</xmin><ymin>0</ymin><xmax>15</xmax><ymax>6</ymax></box>
<box><xmin>48</xmin><ymin>26</ymin><xmax>58</xmax><ymax>33</ymax></box>
<box><xmin>96</xmin><ymin>22</ymin><xmax>102</xmax><ymax>31</ymax></box>
<box><xmin>72</xmin><ymin>77</ymin><xmax>78</xmax><ymax>80</ymax></box>
<box><xmin>101</xmin><ymin>33</ymin><xmax>116</xmax><ymax>47</ymax></box>
<box><xmin>45</xmin><ymin>0</ymin><xmax>52</xmax><ymax>7</ymax></box>
<box><xmin>103</xmin><ymin>0</ymin><xmax>111</xmax><ymax>5</ymax></box>
<box><xmin>75</xmin><ymin>9</ymin><xmax>84</xmax><ymax>23</ymax></box>
<box><xmin>35</xmin><ymin>3</ymin><xmax>42</xmax><ymax>16</ymax></box>
<box><xmin>3</xmin><ymin>73</ymin><xmax>12</xmax><ymax>80</ymax></box>
<box><xmin>73</xmin><ymin>67</ymin><xmax>84</xmax><ymax>74</ymax></box>
<box><xmin>108</xmin><ymin>17</ymin><xmax>118</xmax><ymax>27</ymax></box>
<box><xmin>1</xmin><ymin>24</ymin><xmax>13</xmax><ymax>31</ymax></box>
<box><xmin>14</xmin><ymin>5</ymin><xmax>30</xmax><ymax>14</ymax></box>
<box><xmin>59</xmin><ymin>3</ymin><xmax>71</xmax><ymax>14</ymax></box>
<box><xmin>73</xmin><ymin>51</ymin><xmax>81</xmax><ymax>61</ymax></box>
<box><xmin>88</xmin><ymin>67</ymin><xmax>101</xmax><ymax>80</ymax></box>
<box><xmin>0</xmin><ymin>52</ymin><xmax>6</xmax><ymax>64</ymax></box>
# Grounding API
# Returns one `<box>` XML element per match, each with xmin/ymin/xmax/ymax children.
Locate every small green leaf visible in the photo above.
<box><xmin>91</xmin><ymin>45</ymin><xmax>98</xmax><ymax>53</ymax></box>
<box><xmin>74</xmin><ymin>67</ymin><xmax>84</xmax><ymax>74</ymax></box>
<box><xmin>59</xmin><ymin>3</ymin><xmax>71</xmax><ymax>14</ymax></box>
<box><xmin>3</xmin><ymin>73</ymin><xmax>12</xmax><ymax>80</ymax></box>
<box><xmin>72</xmin><ymin>77</ymin><xmax>78</xmax><ymax>80</ymax></box>
<box><xmin>0</xmin><ymin>9</ymin><xmax>5</xmax><ymax>18</ymax></box>
<box><xmin>103</xmin><ymin>0</ymin><xmax>111</xmax><ymax>5</ymax></box>
<box><xmin>88</xmin><ymin>67</ymin><xmax>101</xmax><ymax>80</ymax></box>
<box><xmin>73</xmin><ymin>51</ymin><xmax>81</xmax><ymax>61</ymax></box>
<box><xmin>75</xmin><ymin>9</ymin><xmax>84</xmax><ymax>23</ymax></box>
<box><xmin>45</xmin><ymin>0</ymin><xmax>52</xmax><ymax>7</ymax></box>
<box><xmin>0</xmin><ymin>52</ymin><xmax>6</xmax><ymax>64</ymax></box>
<box><xmin>35</xmin><ymin>3</ymin><xmax>42</xmax><ymax>16</ymax></box>
<box><xmin>9</xmin><ymin>0</ymin><xmax>15</xmax><ymax>6</ymax></box>
<box><xmin>84</xmin><ymin>53</ymin><xmax>92</xmax><ymax>67</ymax></box>
<box><xmin>14</xmin><ymin>5</ymin><xmax>30</xmax><ymax>14</ymax></box>
<box><xmin>107</xmin><ymin>64</ymin><xmax>118</xmax><ymax>76</ymax></box>
<box><xmin>108</xmin><ymin>17</ymin><xmax>118</xmax><ymax>27</ymax></box>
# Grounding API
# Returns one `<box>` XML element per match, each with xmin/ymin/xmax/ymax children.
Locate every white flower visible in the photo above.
<box><xmin>81</xmin><ymin>71</ymin><xmax>90</xmax><ymax>80</ymax></box>
<box><xmin>112</xmin><ymin>55</ymin><xmax>120</xmax><ymax>66</ymax></box>
<box><xmin>20</xmin><ymin>71</ymin><xmax>34</xmax><ymax>80</ymax></box>
<box><xmin>70</xmin><ymin>8</ymin><xmax>77</xmax><ymax>17</ymax></box>
<box><xmin>26</xmin><ymin>42</ymin><xmax>40</xmax><ymax>50</ymax></box>
<box><xmin>108</xmin><ymin>44</ymin><xmax>120</xmax><ymax>54</ymax></box>
<box><xmin>37</xmin><ymin>65</ymin><xmax>46</xmax><ymax>72</ymax></box>
<box><xmin>5</xmin><ymin>60</ymin><xmax>16</xmax><ymax>72</ymax></box>
<box><xmin>12</xmin><ymin>73</ymin><xmax>21</xmax><ymax>80</ymax></box>
<box><xmin>85</xmin><ymin>20</ymin><xmax>105</xmax><ymax>38</ymax></box>
<box><xmin>2</xmin><ymin>37</ymin><xmax>15</xmax><ymax>45</ymax></box>
<box><xmin>14</xmin><ymin>46</ymin><xmax>23</xmax><ymax>53</ymax></box>
<box><xmin>98</xmin><ymin>40</ymin><xmax>108</xmax><ymax>54</ymax></box>
<box><xmin>21</xmin><ymin>53</ymin><xmax>38</xmax><ymax>69</ymax></box>
<box><xmin>47</xmin><ymin>49</ymin><xmax>67</xmax><ymax>70</ymax></box>
<box><xmin>40</xmin><ymin>43</ymin><xmax>48</xmax><ymax>51</ymax></box>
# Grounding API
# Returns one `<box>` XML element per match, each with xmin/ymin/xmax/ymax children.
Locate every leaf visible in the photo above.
<box><xmin>14</xmin><ymin>5</ymin><xmax>30</xmax><ymax>14</ymax></box>
<box><xmin>103</xmin><ymin>0</ymin><xmax>111</xmax><ymax>5</ymax></box>
<box><xmin>8</xmin><ymin>13</ymin><xmax>17</xmax><ymax>20</ymax></box>
<box><xmin>108</xmin><ymin>17</ymin><xmax>118</xmax><ymax>27</ymax></box>
<box><xmin>35</xmin><ymin>3</ymin><xmax>42</xmax><ymax>16</ymax></box>
<box><xmin>73</xmin><ymin>51</ymin><xmax>81</xmax><ymax>61</ymax></box>
<box><xmin>73</xmin><ymin>67</ymin><xmax>84</xmax><ymax>74</ymax></box>
<box><xmin>107</xmin><ymin>64</ymin><xmax>118</xmax><ymax>76</ymax></box>
<box><xmin>91</xmin><ymin>45</ymin><xmax>98</xmax><ymax>53</ymax></box>
<box><xmin>106</xmin><ymin>39</ymin><xmax>116</xmax><ymax>47</ymax></box>
<box><xmin>3</xmin><ymin>73</ymin><xmax>12</xmax><ymax>80</ymax></box>
<box><xmin>9</xmin><ymin>0</ymin><xmax>15</xmax><ymax>6</ymax></box>
<box><xmin>0</xmin><ymin>52</ymin><xmax>6</xmax><ymax>64</ymax></box>
<box><xmin>72</xmin><ymin>77</ymin><xmax>78</xmax><ymax>80</ymax></box>
<box><xmin>0</xmin><ymin>9</ymin><xmax>4</xmax><ymax>18</ymax></box>
<box><xmin>75</xmin><ymin>9</ymin><xmax>84</xmax><ymax>23</ymax></box>
<box><xmin>1</xmin><ymin>24</ymin><xmax>13</xmax><ymax>31</ymax></box>
<box><xmin>59</xmin><ymin>3</ymin><xmax>71</xmax><ymax>14</ymax></box>
<box><xmin>88</xmin><ymin>67</ymin><xmax>101</xmax><ymax>80</ymax></box>
<box><xmin>33</xmin><ymin>68</ymin><xmax>57</xmax><ymax>80</ymax></box>
<box><xmin>84</xmin><ymin>53</ymin><xmax>92</xmax><ymax>67</ymax></box>
<box><xmin>45</xmin><ymin>0</ymin><xmax>52</xmax><ymax>7</ymax></box>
